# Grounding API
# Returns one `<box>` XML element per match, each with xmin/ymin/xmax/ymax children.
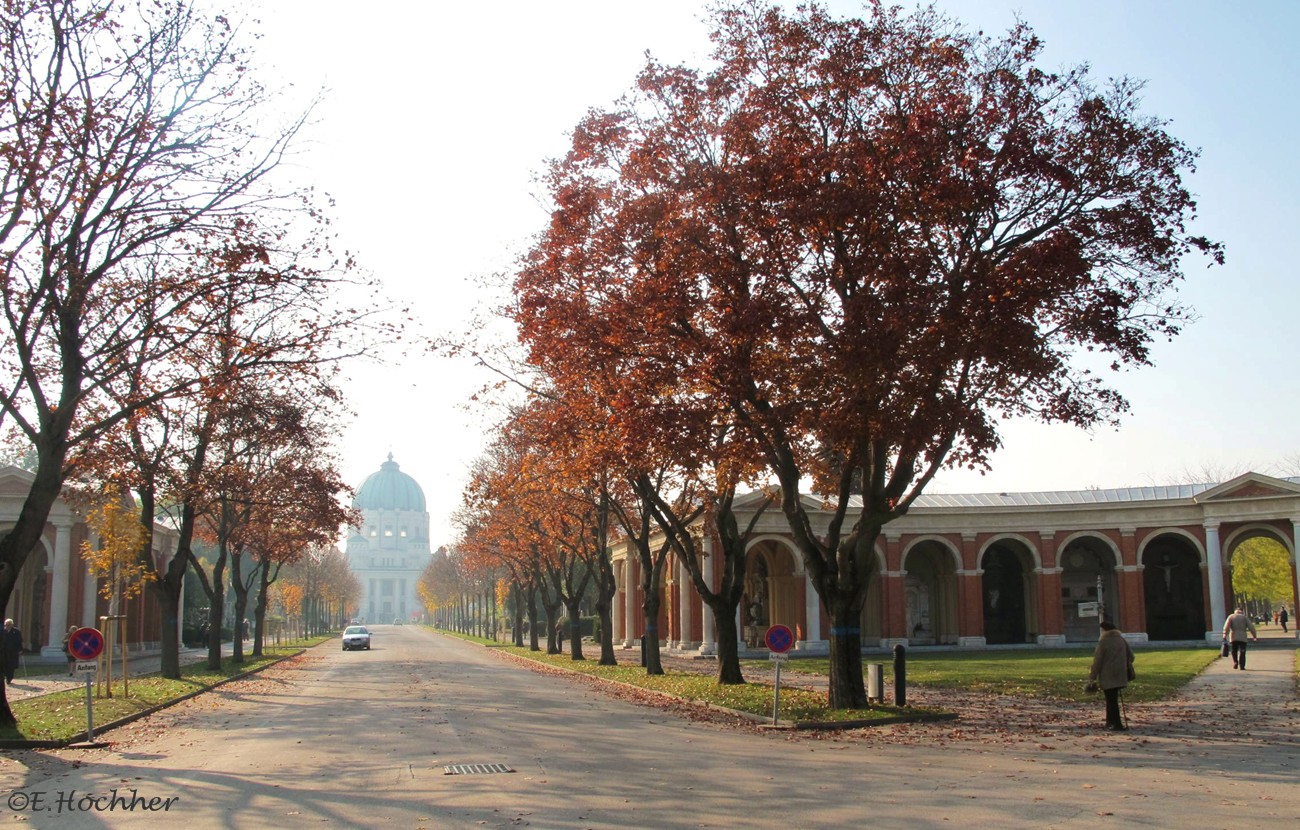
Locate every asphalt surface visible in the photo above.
<box><xmin>0</xmin><ymin>626</ymin><xmax>1293</xmax><ymax>829</ymax></box>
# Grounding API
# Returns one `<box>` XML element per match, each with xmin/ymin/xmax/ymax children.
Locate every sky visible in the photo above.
<box><xmin>245</xmin><ymin>1</ymin><xmax>1300</xmax><ymax>546</ymax></box>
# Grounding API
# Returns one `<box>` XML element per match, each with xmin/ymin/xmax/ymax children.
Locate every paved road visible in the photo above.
<box><xmin>0</xmin><ymin>625</ymin><xmax>1295</xmax><ymax>829</ymax></box>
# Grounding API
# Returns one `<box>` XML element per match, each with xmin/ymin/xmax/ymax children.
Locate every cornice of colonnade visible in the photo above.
<box><xmin>602</xmin><ymin>487</ymin><xmax>1300</xmax><ymax>568</ymax></box>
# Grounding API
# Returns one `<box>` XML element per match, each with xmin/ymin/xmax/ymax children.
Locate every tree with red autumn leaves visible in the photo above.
<box><xmin>513</xmin><ymin>1</ymin><xmax>1221</xmax><ymax>708</ymax></box>
<box><xmin>0</xmin><ymin>0</ymin><xmax>335</xmax><ymax>723</ymax></box>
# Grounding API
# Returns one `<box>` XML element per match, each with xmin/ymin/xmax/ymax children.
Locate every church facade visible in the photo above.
<box><xmin>344</xmin><ymin>455</ymin><xmax>431</xmax><ymax>623</ymax></box>
<box><xmin>609</xmin><ymin>472</ymin><xmax>1300</xmax><ymax>653</ymax></box>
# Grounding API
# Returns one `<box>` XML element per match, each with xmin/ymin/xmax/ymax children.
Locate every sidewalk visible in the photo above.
<box><xmin>2</xmin><ymin>646</ymin><xmax>224</xmax><ymax>703</ymax></box>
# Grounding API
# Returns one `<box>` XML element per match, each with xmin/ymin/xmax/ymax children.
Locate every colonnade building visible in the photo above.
<box><xmin>609</xmin><ymin>472</ymin><xmax>1300</xmax><ymax>652</ymax></box>
<box><xmin>344</xmin><ymin>455</ymin><xmax>431</xmax><ymax>623</ymax></box>
<box><xmin>0</xmin><ymin>465</ymin><xmax>181</xmax><ymax>659</ymax></box>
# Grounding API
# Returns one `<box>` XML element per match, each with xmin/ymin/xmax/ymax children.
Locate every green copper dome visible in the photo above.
<box><xmin>354</xmin><ymin>454</ymin><xmax>426</xmax><ymax>512</ymax></box>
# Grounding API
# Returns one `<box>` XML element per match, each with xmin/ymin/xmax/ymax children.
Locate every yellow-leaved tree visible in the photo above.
<box><xmin>80</xmin><ymin>489</ymin><xmax>149</xmax><ymax>604</ymax></box>
<box><xmin>1230</xmin><ymin>538</ymin><xmax>1295</xmax><ymax>609</ymax></box>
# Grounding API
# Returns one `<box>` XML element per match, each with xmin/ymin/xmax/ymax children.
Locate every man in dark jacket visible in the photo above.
<box><xmin>2</xmin><ymin>619</ymin><xmax>24</xmax><ymax>685</ymax></box>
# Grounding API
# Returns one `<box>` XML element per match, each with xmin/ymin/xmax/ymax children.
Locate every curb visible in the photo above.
<box><xmin>0</xmin><ymin>650</ymin><xmax>306</xmax><ymax>750</ymax></box>
<box><xmin>478</xmin><ymin>638</ymin><xmax>957</xmax><ymax>731</ymax></box>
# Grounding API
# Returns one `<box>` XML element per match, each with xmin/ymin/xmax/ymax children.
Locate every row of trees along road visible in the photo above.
<box><xmin>459</xmin><ymin>2</ymin><xmax>1222</xmax><ymax>709</ymax></box>
<box><xmin>0</xmin><ymin>1</ymin><xmax>383</xmax><ymax>726</ymax></box>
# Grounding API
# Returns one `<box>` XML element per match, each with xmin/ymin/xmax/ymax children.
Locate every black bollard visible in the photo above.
<box><xmin>893</xmin><ymin>643</ymin><xmax>907</xmax><ymax>707</ymax></box>
<box><xmin>640</xmin><ymin>636</ymin><xmax>647</xmax><ymax>667</ymax></box>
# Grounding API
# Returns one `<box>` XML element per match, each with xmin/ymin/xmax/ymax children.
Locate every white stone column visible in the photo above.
<box><xmin>82</xmin><ymin>532</ymin><xmax>100</xmax><ymax>628</ymax></box>
<box><xmin>175</xmin><ymin>553</ymin><xmax>186</xmax><ymax>648</ymax></box>
<box><xmin>799</xmin><ymin>571</ymin><xmax>822</xmax><ymax>649</ymax></box>
<box><xmin>42</xmin><ymin>523</ymin><xmax>72</xmax><ymax>657</ymax></box>
<box><xmin>1291</xmin><ymin>520</ymin><xmax>1300</xmax><ymax>637</ymax></box>
<box><xmin>736</xmin><ymin>604</ymin><xmax>745</xmax><ymax>651</ymax></box>
<box><xmin>611</xmin><ymin>562</ymin><xmax>623</xmax><ymax>648</ymax></box>
<box><xmin>622</xmin><ymin>556</ymin><xmax>636</xmax><ymax>647</ymax></box>
<box><xmin>698</xmin><ymin>538</ymin><xmax>716</xmax><ymax>655</ymax></box>
<box><xmin>1205</xmin><ymin>521</ymin><xmax>1226</xmax><ymax>640</ymax></box>
<box><xmin>677</xmin><ymin>558</ymin><xmax>695</xmax><ymax>650</ymax></box>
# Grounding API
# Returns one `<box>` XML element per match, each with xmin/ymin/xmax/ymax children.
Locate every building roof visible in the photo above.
<box><xmin>909</xmin><ymin>474</ymin><xmax>1300</xmax><ymax>510</ymax></box>
<box><xmin>912</xmin><ymin>485</ymin><xmax>1214</xmax><ymax>509</ymax></box>
<box><xmin>353</xmin><ymin>453</ymin><xmax>426</xmax><ymax>512</ymax></box>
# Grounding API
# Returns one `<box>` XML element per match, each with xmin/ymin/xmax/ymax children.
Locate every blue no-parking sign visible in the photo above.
<box><xmin>764</xmin><ymin>624</ymin><xmax>794</xmax><ymax>654</ymax></box>
<box><xmin>68</xmin><ymin>627</ymin><xmax>104</xmax><ymax>660</ymax></box>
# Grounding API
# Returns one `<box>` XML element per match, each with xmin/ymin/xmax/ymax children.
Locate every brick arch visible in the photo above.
<box><xmin>1137</xmin><ymin>527</ymin><xmax>1206</xmax><ymax>565</ymax></box>
<box><xmin>748</xmin><ymin>535</ymin><xmax>806</xmax><ymax>575</ymax></box>
<box><xmin>979</xmin><ymin>533</ymin><xmax>1043</xmax><ymax>571</ymax></box>
<box><xmin>1222</xmin><ymin>523</ymin><xmax>1294</xmax><ymax>561</ymax></box>
<box><xmin>1056</xmin><ymin>531</ymin><xmax>1121</xmax><ymax>566</ymax></box>
<box><xmin>900</xmin><ymin>535</ymin><xmax>962</xmax><ymax>572</ymax></box>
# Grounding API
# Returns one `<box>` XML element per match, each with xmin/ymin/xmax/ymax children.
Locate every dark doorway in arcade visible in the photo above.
<box><xmin>982</xmin><ymin>544</ymin><xmax>1027</xmax><ymax>645</ymax></box>
<box><xmin>1142</xmin><ymin>535</ymin><xmax>1205</xmax><ymax>640</ymax></box>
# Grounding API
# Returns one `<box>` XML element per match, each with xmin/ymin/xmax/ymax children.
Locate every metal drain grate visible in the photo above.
<box><xmin>443</xmin><ymin>763</ymin><xmax>514</xmax><ymax>775</ymax></box>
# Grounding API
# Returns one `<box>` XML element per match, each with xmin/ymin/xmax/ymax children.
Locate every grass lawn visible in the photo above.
<box><xmin>0</xmin><ymin>638</ymin><xmax>327</xmax><ymax>743</ymax></box>
<box><xmin>458</xmin><ymin>633</ymin><xmax>938</xmax><ymax>724</ymax></box>
<box><xmin>447</xmin><ymin>631</ymin><xmax>1220</xmax><ymax>720</ymax></box>
<box><xmin>752</xmin><ymin>647</ymin><xmax>1220</xmax><ymax>703</ymax></box>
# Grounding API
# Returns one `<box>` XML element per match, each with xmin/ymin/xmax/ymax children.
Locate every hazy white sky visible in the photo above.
<box><xmin>248</xmin><ymin>1</ymin><xmax>1300</xmax><ymax>544</ymax></box>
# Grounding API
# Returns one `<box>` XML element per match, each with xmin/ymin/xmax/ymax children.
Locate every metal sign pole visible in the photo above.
<box><xmin>772</xmin><ymin>660</ymin><xmax>782</xmax><ymax>726</ymax></box>
<box><xmin>83</xmin><ymin>673</ymin><xmax>95</xmax><ymax>742</ymax></box>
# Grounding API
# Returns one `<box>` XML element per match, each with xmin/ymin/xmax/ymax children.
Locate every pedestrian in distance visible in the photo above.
<box><xmin>1280</xmin><ymin>607</ymin><xmax>1289</xmax><ymax>634</ymax></box>
<box><xmin>1088</xmin><ymin>620</ymin><xmax>1135</xmax><ymax>731</ymax></box>
<box><xmin>1222</xmin><ymin>607</ymin><xmax>1258</xmax><ymax>669</ymax></box>
<box><xmin>62</xmin><ymin>625</ymin><xmax>78</xmax><ymax>676</ymax></box>
<box><xmin>2</xmin><ymin>619</ymin><xmax>23</xmax><ymax>685</ymax></box>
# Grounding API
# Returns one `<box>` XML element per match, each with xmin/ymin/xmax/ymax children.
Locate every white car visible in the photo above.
<box><xmin>341</xmin><ymin>625</ymin><xmax>371</xmax><ymax>651</ymax></box>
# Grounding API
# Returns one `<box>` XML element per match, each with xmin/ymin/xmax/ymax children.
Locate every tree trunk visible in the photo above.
<box><xmin>544</xmin><ymin>599</ymin><xmax>562</xmax><ymax>655</ymax></box>
<box><xmin>565</xmin><ymin>598</ymin><xmax>584</xmax><ymax>660</ymax></box>
<box><xmin>826</xmin><ymin>603</ymin><xmax>868</xmax><ymax>709</ymax></box>
<box><xmin>594</xmin><ymin>593</ymin><xmax>616</xmax><ymax>667</ymax></box>
<box><xmin>706</xmin><ymin>596</ymin><xmax>745</xmax><ymax>684</ymax></box>
<box><xmin>150</xmin><ymin>560</ymin><xmax>187</xmax><ymax>680</ymax></box>
<box><xmin>513</xmin><ymin>600</ymin><xmax>525</xmax><ymax>647</ymax></box>
<box><xmin>204</xmin><ymin>551</ymin><xmax>227</xmax><ymax>671</ymax></box>
<box><xmin>252</xmin><ymin>561</ymin><xmax>272</xmax><ymax>658</ymax></box>
<box><xmin>526</xmin><ymin>588</ymin><xmax>541</xmax><ymax>651</ymax></box>
<box><xmin>230</xmin><ymin>553</ymin><xmax>249</xmax><ymax>665</ymax></box>
<box><xmin>641</xmin><ymin>592</ymin><xmax>664</xmax><ymax>675</ymax></box>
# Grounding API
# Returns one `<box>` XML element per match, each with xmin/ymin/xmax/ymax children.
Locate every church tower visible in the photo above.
<box><xmin>345</xmin><ymin>454</ymin><xmax>431</xmax><ymax>622</ymax></box>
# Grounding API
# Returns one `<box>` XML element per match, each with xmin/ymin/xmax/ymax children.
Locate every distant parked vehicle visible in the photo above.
<box><xmin>393</xmin><ymin>618</ymin><xmax>403</xmax><ymax>625</ymax></box>
<box><xmin>342</xmin><ymin>626</ymin><xmax>371</xmax><ymax>650</ymax></box>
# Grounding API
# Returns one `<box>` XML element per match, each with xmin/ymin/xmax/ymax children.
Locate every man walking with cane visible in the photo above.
<box><xmin>1223</xmin><ymin>606</ymin><xmax>1258</xmax><ymax>669</ymax></box>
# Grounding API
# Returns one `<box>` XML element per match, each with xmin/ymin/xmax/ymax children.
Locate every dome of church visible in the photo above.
<box><xmin>354</xmin><ymin>454</ymin><xmax>426</xmax><ymax>512</ymax></box>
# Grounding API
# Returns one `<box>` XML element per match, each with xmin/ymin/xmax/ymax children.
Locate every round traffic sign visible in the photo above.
<box><xmin>68</xmin><ymin>627</ymin><xmax>104</xmax><ymax>660</ymax></box>
<box><xmin>764</xmin><ymin>624</ymin><xmax>795</xmax><ymax>654</ymax></box>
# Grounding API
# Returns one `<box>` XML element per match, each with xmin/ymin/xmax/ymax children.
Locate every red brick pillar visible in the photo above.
<box><xmin>959</xmin><ymin>533</ymin><xmax>982</xmax><ymax>639</ymax></box>
<box><xmin>1119</xmin><ymin>529</ymin><xmax>1142</xmax><ymax>632</ymax></box>
<box><xmin>1038</xmin><ymin>531</ymin><xmax>1063</xmax><ymax>638</ymax></box>
<box><xmin>883</xmin><ymin>532</ymin><xmax>906</xmax><ymax>640</ymax></box>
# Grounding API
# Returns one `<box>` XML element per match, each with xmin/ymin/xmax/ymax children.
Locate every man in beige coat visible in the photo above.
<box><xmin>1222</xmin><ymin>606</ymin><xmax>1258</xmax><ymax>670</ymax></box>
<box><xmin>1089</xmin><ymin>620</ymin><xmax>1136</xmax><ymax>730</ymax></box>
